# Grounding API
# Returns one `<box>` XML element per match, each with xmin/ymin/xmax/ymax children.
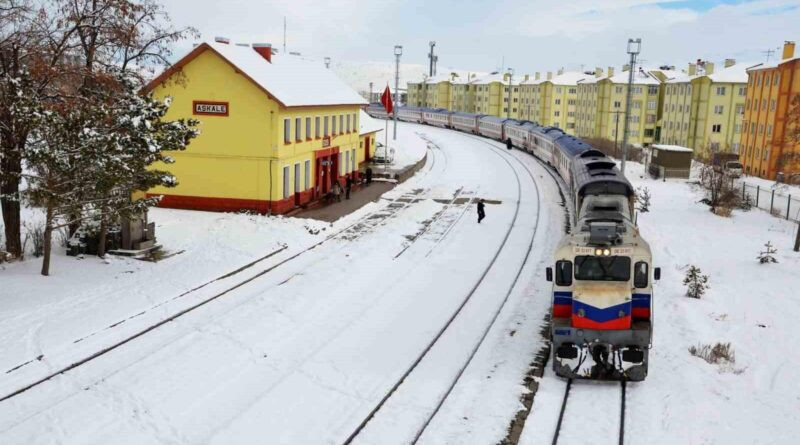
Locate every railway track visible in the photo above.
<box><xmin>342</xmin><ymin>129</ymin><xmax>555</xmax><ymax>444</ymax></box>
<box><xmin>552</xmin><ymin>379</ymin><xmax>627</xmax><ymax>445</ymax></box>
<box><xmin>0</xmin><ymin>170</ymin><xmax>435</xmax><ymax>404</ymax></box>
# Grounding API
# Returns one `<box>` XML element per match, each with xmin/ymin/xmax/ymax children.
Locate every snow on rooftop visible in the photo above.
<box><xmin>359</xmin><ymin>109</ymin><xmax>383</xmax><ymax>135</ymax></box>
<box><xmin>707</xmin><ymin>62</ymin><xmax>750</xmax><ymax>83</ymax></box>
<box><xmin>652</xmin><ymin>144</ymin><xmax>693</xmax><ymax>153</ymax></box>
<box><xmin>204</xmin><ymin>42</ymin><xmax>367</xmax><ymax>107</ymax></box>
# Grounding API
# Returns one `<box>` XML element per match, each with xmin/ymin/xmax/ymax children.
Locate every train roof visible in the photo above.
<box><xmin>573</xmin><ymin>164</ymin><xmax>633</xmax><ymax>198</ymax></box>
<box><xmin>450</xmin><ymin>111</ymin><xmax>479</xmax><ymax>118</ymax></box>
<box><xmin>555</xmin><ymin>135</ymin><xmax>595</xmax><ymax>157</ymax></box>
<box><xmin>479</xmin><ymin>115</ymin><xmax>511</xmax><ymax>124</ymax></box>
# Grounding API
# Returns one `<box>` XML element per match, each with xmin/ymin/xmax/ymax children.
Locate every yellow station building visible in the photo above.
<box><xmin>144</xmin><ymin>40</ymin><xmax>368</xmax><ymax>214</ymax></box>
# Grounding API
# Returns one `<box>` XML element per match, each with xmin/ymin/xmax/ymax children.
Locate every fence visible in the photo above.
<box><xmin>742</xmin><ymin>182</ymin><xmax>800</xmax><ymax>222</ymax></box>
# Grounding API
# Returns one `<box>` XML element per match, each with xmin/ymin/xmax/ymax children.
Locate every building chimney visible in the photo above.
<box><xmin>214</xmin><ymin>36</ymin><xmax>230</xmax><ymax>45</ymax></box>
<box><xmin>724</xmin><ymin>58</ymin><xmax>736</xmax><ymax>68</ymax></box>
<box><xmin>557</xmin><ymin>67</ymin><xmax>564</xmax><ymax>75</ymax></box>
<box><xmin>535</xmin><ymin>72</ymin><xmax>540</xmax><ymax>80</ymax></box>
<box><xmin>547</xmin><ymin>71</ymin><xmax>552</xmax><ymax>80</ymax></box>
<box><xmin>253</xmin><ymin>43</ymin><xmax>273</xmax><ymax>63</ymax></box>
<box><xmin>622</xmin><ymin>64</ymin><xmax>630</xmax><ymax>72</ymax></box>
<box><xmin>595</xmin><ymin>67</ymin><xmax>603</xmax><ymax>78</ymax></box>
<box><xmin>704</xmin><ymin>62</ymin><xmax>714</xmax><ymax>75</ymax></box>
<box><xmin>783</xmin><ymin>41</ymin><xmax>796</xmax><ymax>60</ymax></box>
<box><xmin>608</xmin><ymin>67</ymin><xmax>615</xmax><ymax>78</ymax></box>
<box><xmin>524</xmin><ymin>74</ymin><xmax>530</xmax><ymax>81</ymax></box>
<box><xmin>688</xmin><ymin>63</ymin><xmax>696</xmax><ymax>76</ymax></box>
<box><xmin>235</xmin><ymin>43</ymin><xmax>250</xmax><ymax>47</ymax></box>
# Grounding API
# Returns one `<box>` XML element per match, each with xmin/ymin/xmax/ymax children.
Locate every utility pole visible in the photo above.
<box><xmin>324</xmin><ymin>57</ymin><xmax>331</xmax><ymax>69</ymax></box>
<box><xmin>612</xmin><ymin>111</ymin><xmax>624</xmax><ymax>158</ymax></box>
<box><xmin>620</xmin><ymin>38</ymin><xmax>641</xmax><ymax>176</ymax></box>
<box><xmin>283</xmin><ymin>17</ymin><xmax>287</xmax><ymax>54</ymax></box>
<box><xmin>394</xmin><ymin>45</ymin><xmax>402</xmax><ymax>140</ymax></box>
<box><xmin>369</xmin><ymin>81</ymin><xmax>373</xmax><ymax>102</ymax></box>
<box><xmin>428</xmin><ymin>41</ymin><xmax>437</xmax><ymax>77</ymax></box>
<box><xmin>507</xmin><ymin>68</ymin><xmax>514</xmax><ymax>119</ymax></box>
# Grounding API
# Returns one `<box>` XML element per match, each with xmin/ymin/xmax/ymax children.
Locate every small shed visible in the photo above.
<box><xmin>648</xmin><ymin>144</ymin><xmax>693</xmax><ymax>179</ymax></box>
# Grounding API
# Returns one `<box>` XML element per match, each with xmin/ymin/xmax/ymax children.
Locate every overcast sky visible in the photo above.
<box><xmin>160</xmin><ymin>0</ymin><xmax>799</xmax><ymax>73</ymax></box>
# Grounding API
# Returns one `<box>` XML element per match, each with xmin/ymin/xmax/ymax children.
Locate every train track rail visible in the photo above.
<box><xmin>552</xmin><ymin>379</ymin><xmax>627</xmax><ymax>445</ymax></box>
<box><xmin>0</xmin><ymin>175</ymin><xmax>434</xmax><ymax>404</ymax></box>
<box><xmin>342</xmin><ymin>129</ymin><xmax>555</xmax><ymax>444</ymax></box>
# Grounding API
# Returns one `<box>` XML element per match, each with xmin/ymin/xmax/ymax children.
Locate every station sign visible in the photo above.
<box><xmin>193</xmin><ymin>101</ymin><xmax>229</xmax><ymax>116</ymax></box>
<box><xmin>322</xmin><ymin>136</ymin><xmax>331</xmax><ymax>148</ymax></box>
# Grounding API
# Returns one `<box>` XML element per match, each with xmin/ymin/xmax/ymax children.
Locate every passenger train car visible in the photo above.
<box><xmin>365</xmin><ymin>103</ymin><xmax>659</xmax><ymax>381</ymax></box>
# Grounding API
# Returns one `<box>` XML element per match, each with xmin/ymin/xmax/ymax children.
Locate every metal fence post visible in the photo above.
<box><xmin>756</xmin><ymin>185</ymin><xmax>760</xmax><ymax>207</ymax></box>
<box><xmin>789</xmin><ymin>195</ymin><xmax>792</xmax><ymax>221</ymax></box>
<box><xmin>770</xmin><ymin>189</ymin><xmax>775</xmax><ymax>214</ymax></box>
<box><xmin>742</xmin><ymin>182</ymin><xmax>745</xmax><ymax>201</ymax></box>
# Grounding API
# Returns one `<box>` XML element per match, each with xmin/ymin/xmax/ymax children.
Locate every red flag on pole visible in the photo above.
<box><xmin>380</xmin><ymin>85</ymin><xmax>393</xmax><ymax>115</ymax></box>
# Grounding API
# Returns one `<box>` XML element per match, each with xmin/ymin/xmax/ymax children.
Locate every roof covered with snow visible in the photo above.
<box><xmin>652</xmin><ymin>144</ymin><xmax>693</xmax><ymax>153</ymax></box>
<box><xmin>359</xmin><ymin>109</ymin><xmax>384</xmax><ymax>135</ymax></box>
<box><xmin>471</xmin><ymin>72</ymin><xmax>517</xmax><ymax>85</ymax></box>
<box><xmin>706</xmin><ymin>62</ymin><xmax>751</xmax><ymax>83</ymax></box>
<box><xmin>146</xmin><ymin>42</ymin><xmax>367</xmax><ymax>107</ymax></box>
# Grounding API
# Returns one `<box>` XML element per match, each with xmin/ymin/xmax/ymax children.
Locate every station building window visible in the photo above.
<box><xmin>324</xmin><ymin>116</ymin><xmax>330</xmax><ymax>136</ymax></box>
<box><xmin>284</xmin><ymin>119</ymin><xmax>291</xmax><ymax>143</ymax></box>
<box><xmin>306</xmin><ymin>117</ymin><xmax>311</xmax><ymax>139</ymax></box>
<box><xmin>295</xmin><ymin>117</ymin><xmax>302</xmax><ymax>141</ymax></box>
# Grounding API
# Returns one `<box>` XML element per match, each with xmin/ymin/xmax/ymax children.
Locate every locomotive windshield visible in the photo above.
<box><xmin>574</xmin><ymin>256</ymin><xmax>631</xmax><ymax>281</ymax></box>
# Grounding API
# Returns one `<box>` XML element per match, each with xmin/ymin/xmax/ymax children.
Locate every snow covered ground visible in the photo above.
<box><xmin>0</xmin><ymin>123</ymin><xmax>563</xmax><ymax>444</ymax></box>
<box><xmin>520</xmin><ymin>161</ymin><xmax>800</xmax><ymax>445</ymax></box>
<box><xmin>3</xmin><ymin>122</ymin><xmax>800</xmax><ymax>444</ymax></box>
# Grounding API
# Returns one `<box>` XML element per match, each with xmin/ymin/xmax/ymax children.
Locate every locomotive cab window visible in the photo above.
<box><xmin>574</xmin><ymin>256</ymin><xmax>631</xmax><ymax>281</ymax></box>
<box><xmin>555</xmin><ymin>260</ymin><xmax>573</xmax><ymax>286</ymax></box>
<box><xmin>634</xmin><ymin>261</ymin><xmax>648</xmax><ymax>288</ymax></box>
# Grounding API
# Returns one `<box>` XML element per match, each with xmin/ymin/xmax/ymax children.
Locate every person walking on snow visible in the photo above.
<box><xmin>477</xmin><ymin>199</ymin><xmax>486</xmax><ymax>223</ymax></box>
<box><xmin>345</xmin><ymin>175</ymin><xmax>353</xmax><ymax>200</ymax></box>
<box><xmin>365</xmin><ymin>167</ymin><xmax>373</xmax><ymax>186</ymax></box>
<box><xmin>506</xmin><ymin>137</ymin><xmax>513</xmax><ymax>150</ymax></box>
<box><xmin>332</xmin><ymin>180</ymin><xmax>342</xmax><ymax>202</ymax></box>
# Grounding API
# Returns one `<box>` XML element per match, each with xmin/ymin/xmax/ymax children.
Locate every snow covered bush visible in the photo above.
<box><xmin>757</xmin><ymin>241</ymin><xmax>778</xmax><ymax>264</ymax></box>
<box><xmin>635</xmin><ymin>186</ymin><xmax>651</xmax><ymax>213</ymax></box>
<box><xmin>683</xmin><ymin>265</ymin><xmax>709</xmax><ymax>298</ymax></box>
<box><xmin>689</xmin><ymin>342</ymin><xmax>735</xmax><ymax>365</ymax></box>
<box><xmin>699</xmin><ymin>164</ymin><xmax>741</xmax><ymax>215</ymax></box>
<box><xmin>22</xmin><ymin>221</ymin><xmax>45</xmax><ymax>258</ymax></box>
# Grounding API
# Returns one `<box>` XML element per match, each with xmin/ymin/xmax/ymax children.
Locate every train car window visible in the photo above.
<box><xmin>634</xmin><ymin>261</ymin><xmax>649</xmax><ymax>288</ymax></box>
<box><xmin>555</xmin><ymin>260</ymin><xmax>572</xmax><ymax>286</ymax></box>
<box><xmin>574</xmin><ymin>256</ymin><xmax>631</xmax><ymax>281</ymax></box>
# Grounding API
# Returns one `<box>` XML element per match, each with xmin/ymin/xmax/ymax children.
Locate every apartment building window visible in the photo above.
<box><xmin>735</xmin><ymin>124</ymin><xmax>741</xmax><ymax>133</ymax></box>
<box><xmin>568</xmin><ymin>88</ymin><xmax>576</xmax><ymax>94</ymax></box>
<box><xmin>633</xmin><ymin>86</ymin><xmax>643</xmax><ymax>94</ymax></box>
<box><xmin>315</xmin><ymin>117</ymin><xmax>321</xmax><ymax>138</ymax></box>
<box><xmin>738</xmin><ymin>87</ymin><xmax>746</xmax><ymax>96</ymax></box>
<box><xmin>353</xmin><ymin>113</ymin><xmax>357</xmax><ymax>132</ymax></box>
<box><xmin>304</xmin><ymin>160</ymin><xmax>310</xmax><ymax>189</ymax></box>
<box><xmin>671</xmin><ymin>104</ymin><xmax>675</xmax><ymax>112</ymax></box>
<box><xmin>346</xmin><ymin>114</ymin><xmax>351</xmax><ymax>133</ymax></box>
<box><xmin>284</xmin><ymin>119</ymin><xmax>291</xmax><ymax>143</ymax></box>
<box><xmin>324</xmin><ymin>116</ymin><xmax>329</xmax><ymax>136</ymax></box>
<box><xmin>567</xmin><ymin>123</ymin><xmax>575</xmax><ymax>129</ymax></box>
<box><xmin>751</xmin><ymin>122</ymin><xmax>756</xmax><ymax>133</ymax></box>
<box><xmin>644</xmin><ymin>129</ymin><xmax>654</xmax><ymax>137</ymax></box>
<box><xmin>514</xmin><ymin>98</ymin><xmax>518</xmax><ymax>103</ymax></box>
<box><xmin>295</xmin><ymin>117</ymin><xmax>302</xmax><ymax>141</ymax></box>
<box><xmin>770</xmin><ymin>99</ymin><xmax>776</xmax><ymax>111</ymax></box>
<box><xmin>687</xmin><ymin>85</ymin><xmax>692</xmax><ymax>94</ymax></box>
<box><xmin>716</xmin><ymin>86</ymin><xmax>726</xmax><ymax>95</ymax></box>
<box><xmin>767</xmin><ymin>124</ymin><xmax>773</xmax><ymax>136</ymax></box>
<box><xmin>757</xmin><ymin>74</ymin><xmax>762</xmax><ymax>86</ymax></box>
<box><xmin>568</xmin><ymin>99</ymin><xmax>575</xmax><ymax>105</ymax></box>
<box><xmin>774</xmin><ymin>74</ymin><xmax>780</xmax><ymax>85</ymax></box>
<box><xmin>568</xmin><ymin>111</ymin><xmax>575</xmax><ymax>117</ymax></box>
<box><xmin>647</xmin><ymin>100</ymin><xmax>656</xmax><ymax>110</ymax></box>
<box><xmin>630</xmin><ymin>130</ymin><xmax>639</xmax><ymax>137</ymax></box>
<box><xmin>714</xmin><ymin>105</ymin><xmax>724</xmax><ymax>115</ymax></box>
<box><xmin>629</xmin><ymin>115</ymin><xmax>640</xmax><ymax>123</ymax></box>
<box><xmin>648</xmin><ymin>86</ymin><xmax>658</xmax><ymax>95</ymax></box>
<box><xmin>305</xmin><ymin>117</ymin><xmax>311</xmax><ymax>139</ymax></box>
<box><xmin>762</xmin><ymin>99</ymin><xmax>766</xmax><ymax>110</ymax></box>
<box><xmin>633</xmin><ymin>101</ymin><xmax>641</xmax><ymax>109</ymax></box>
<box><xmin>504</xmin><ymin>97</ymin><xmax>509</xmax><ymax>103</ymax></box>
<box><xmin>646</xmin><ymin>114</ymin><xmax>656</xmax><ymax>123</ymax></box>
<box><xmin>556</xmin><ymin>87</ymin><xmax>562</xmax><ymax>94</ymax></box>
<box><xmin>554</xmin><ymin>111</ymin><xmax>560</xmax><ymax>117</ymax></box>
<box><xmin>759</xmin><ymin>124</ymin><xmax>764</xmax><ymax>134</ymax></box>
<box><xmin>514</xmin><ymin>87</ymin><xmax>519</xmax><ymax>93</ymax></box>
<box><xmin>503</xmin><ymin>108</ymin><xmax>508</xmax><ymax>113</ymax></box>
<box><xmin>615</xmin><ymin>86</ymin><xmax>623</xmax><ymax>94</ymax></box>
<box><xmin>712</xmin><ymin>124</ymin><xmax>722</xmax><ymax>133</ymax></box>
<box><xmin>332</xmin><ymin>115</ymin><xmax>337</xmax><ymax>134</ymax></box>
<box><xmin>735</xmin><ymin>104</ymin><xmax>744</xmax><ymax>115</ymax></box>
<box><xmin>684</xmin><ymin>122</ymin><xmax>688</xmax><ymax>131</ymax></box>
<box><xmin>555</xmin><ymin>99</ymin><xmax>561</xmax><ymax>105</ymax></box>
<box><xmin>614</xmin><ymin>101</ymin><xmax>621</xmax><ymax>108</ymax></box>
<box><xmin>732</xmin><ymin>142</ymin><xmax>740</xmax><ymax>153</ymax></box>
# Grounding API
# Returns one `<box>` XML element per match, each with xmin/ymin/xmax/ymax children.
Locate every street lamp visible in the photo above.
<box><xmin>324</xmin><ymin>57</ymin><xmax>331</xmax><ymax>69</ymax></box>
<box><xmin>393</xmin><ymin>45</ymin><xmax>402</xmax><ymax>140</ymax></box>
<box><xmin>620</xmin><ymin>38</ymin><xmax>641</xmax><ymax>176</ymax></box>
<box><xmin>507</xmin><ymin>68</ymin><xmax>514</xmax><ymax>119</ymax></box>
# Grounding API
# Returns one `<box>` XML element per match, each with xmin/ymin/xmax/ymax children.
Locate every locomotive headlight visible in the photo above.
<box><xmin>595</xmin><ymin>248</ymin><xmax>603</xmax><ymax>256</ymax></box>
<box><xmin>603</xmin><ymin>248</ymin><xmax>611</xmax><ymax>256</ymax></box>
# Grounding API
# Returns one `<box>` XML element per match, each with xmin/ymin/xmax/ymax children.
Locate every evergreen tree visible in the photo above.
<box><xmin>683</xmin><ymin>265</ymin><xmax>709</xmax><ymax>299</ymax></box>
<box><xmin>636</xmin><ymin>186</ymin><xmax>651</xmax><ymax>213</ymax></box>
<box><xmin>757</xmin><ymin>241</ymin><xmax>778</xmax><ymax>264</ymax></box>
